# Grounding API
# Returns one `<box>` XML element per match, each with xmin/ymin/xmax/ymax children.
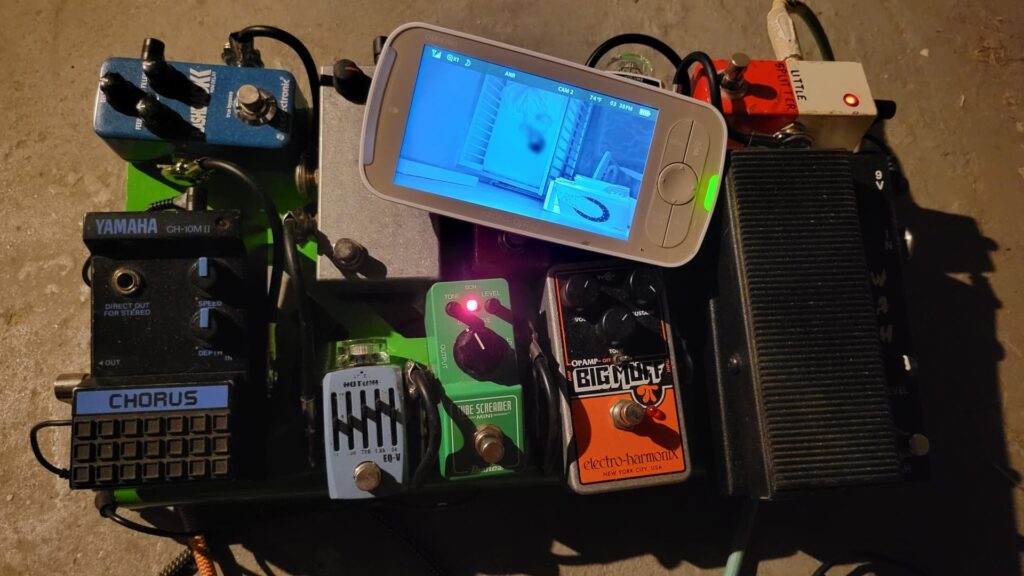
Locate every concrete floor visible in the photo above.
<box><xmin>2</xmin><ymin>0</ymin><xmax>1023</xmax><ymax>574</ymax></box>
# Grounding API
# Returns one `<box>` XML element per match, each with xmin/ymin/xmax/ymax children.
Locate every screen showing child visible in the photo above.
<box><xmin>394</xmin><ymin>45</ymin><xmax>659</xmax><ymax>240</ymax></box>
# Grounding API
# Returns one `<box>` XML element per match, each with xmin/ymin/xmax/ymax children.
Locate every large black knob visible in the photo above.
<box><xmin>453</xmin><ymin>327</ymin><xmax>510</xmax><ymax>380</ymax></box>
<box><xmin>628</xmin><ymin>268</ymin><xmax>661</xmax><ymax>306</ymax></box>
<box><xmin>562</xmin><ymin>273</ymin><xmax>600</xmax><ymax>309</ymax></box>
<box><xmin>597</xmin><ymin>306</ymin><xmax>638</xmax><ymax>345</ymax></box>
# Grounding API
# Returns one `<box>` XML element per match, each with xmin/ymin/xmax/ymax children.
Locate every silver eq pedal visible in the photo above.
<box><xmin>322</xmin><ymin>339</ymin><xmax>406</xmax><ymax>499</ymax></box>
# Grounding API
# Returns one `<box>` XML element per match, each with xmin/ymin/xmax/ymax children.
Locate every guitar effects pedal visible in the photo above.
<box><xmin>322</xmin><ymin>339</ymin><xmax>407</xmax><ymax>499</ymax></box>
<box><xmin>424</xmin><ymin>279</ymin><xmax>524</xmax><ymax>480</ymax></box>
<box><xmin>66</xmin><ymin>209</ymin><xmax>266</xmax><ymax>489</ymax></box>
<box><xmin>94</xmin><ymin>38</ymin><xmax>298</xmax><ymax>161</ymax></box>
<box><xmin>543</xmin><ymin>262</ymin><xmax>691</xmax><ymax>493</ymax></box>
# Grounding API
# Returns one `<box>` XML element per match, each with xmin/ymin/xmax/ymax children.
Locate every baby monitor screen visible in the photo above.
<box><xmin>394</xmin><ymin>45</ymin><xmax>660</xmax><ymax>240</ymax></box>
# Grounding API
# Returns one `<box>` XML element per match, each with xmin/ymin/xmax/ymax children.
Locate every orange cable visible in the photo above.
<box><xmin>188</xmin><ymin>535</ymin><xmax>217</xmax><ymax>576</ymax></box>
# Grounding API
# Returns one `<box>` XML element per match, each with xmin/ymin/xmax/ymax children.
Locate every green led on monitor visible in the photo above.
<box><xmin>704</xmin><ymin>174</ymin><xmax>720</xmax><ymax>211</ymax></box>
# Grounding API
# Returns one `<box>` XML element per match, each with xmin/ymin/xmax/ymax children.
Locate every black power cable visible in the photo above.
<box><xmin>94</xmin><ymin>492</ymin><xmax>201</xmax><ymax>538</ymax></box>
<box><xmin>788</xmin><ymin>0</ymin><xmax>835</xmax><ymax>61</ymax></box>
<box><xmin>532</xmin><ymin>354</ymin><xmax>561</xmax><ymax>475</ymax></box>
<box><xmin>673</xmin><ymin>51</ymin><xmax>722</xmax><ymax>110</ymax></box>
<box><xmin>104</xmin><ymin>509</ymin><xmax>201</xmax><ymax>538</ymax></box>
<box><xmin>30</xmin><ymin>420</ymin><xmax>71</xmax><ymax>479</ymax></box>
<box><xmin>81</xmin><ymin>257</ymin><xmax>93</xmax><ymax>287</ymax></box>
<box><xmin>585</xmin><ymin>33</ymin><xmax>683</xmax><ymax>69</ymax></box>
<box><xmin>230</xmin><ymin>26</ymin><xmax>321</xmax><ymax>160</ymax></box>
<box><xmin>282</xmin><ymin>216</ymin><xmax>316</xmax><ymax>466</ymax></box>
<box><xmin>405</xmin><ymin>362</ymin><xmax>441</xmax><ymax>489</ymax></box>
<box><xmin>195</xmin><ymin>158</ymin><xmax>284</xmax><ymax>313</ymax></box>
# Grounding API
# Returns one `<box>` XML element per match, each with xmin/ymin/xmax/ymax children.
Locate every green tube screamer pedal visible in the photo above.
<box><xmin>424</xmin><ymin>279</ymin><xmax>524</xmax><ymax>479</ymax></box>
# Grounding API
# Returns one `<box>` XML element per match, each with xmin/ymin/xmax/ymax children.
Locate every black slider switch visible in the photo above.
<box><xmin>99</xmin><ymin>73</ymin><xmax>146</xmax><ymax>116</ymax></box>
<box><xmin>332</xmin><ymin>59</ymin><xmax>372</xmax><ymax>104</ymax></box>
<box><xmin>190</xmin><ymin>307</ymin><xmax>238</xmax><ymax>350</ymax></box>
<box><xmin>190</xmin><ymin>257</ymin><xmax>220</xmax><ymax>294</ymax></box>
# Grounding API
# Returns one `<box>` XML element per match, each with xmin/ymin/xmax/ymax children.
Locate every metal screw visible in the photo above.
<box><xmin>902</xmin><ymin>228</ymin><xmax>914</xmax><ymax>259</ymax></box>
<box><xmin>908</xmin><ymin>434</ymin><xmax>930</xmax><ymax>457</ymax></box>
<box><xmin>353</xmin><ymin>461</ymin><xmax>382</xmax><ymax>491</ymax></box>
<box><xmin>902</xmin><ymin>354</ymin><xmax>917</xmax><ymax>375</ymax></box>
<box><xmin>727</xmin><ymin>354</ymin><xmax>742</xmax><ymax>373</ymax></box>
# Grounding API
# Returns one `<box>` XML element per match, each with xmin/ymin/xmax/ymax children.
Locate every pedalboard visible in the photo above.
<box><xmin>67</xmin><ymin>209</ymin><xmax>266</xmax><ymax>488</ymax></box>
<box><xmin>424</xmin><ymin>279</ymin><xmax>524</xmax><ymax>479</ymax></box>
<box><xmin>94</xmin><ymin>39</ymin><xmax>297</xmax><ymax>161</ymax></box>
<box><xmin>543</xmin><ymin>262</ymin><xmax>690</xmax><ymax>493</ymax></box>
<box><xmin>35</xmin><ymin>19</ymin><xmax>927</xmax><ymax>527</ymax></box>
<box><xmin>322</xmin><ymin>340</ymin><xmax>407</xmax><ymax>499</ymax></box>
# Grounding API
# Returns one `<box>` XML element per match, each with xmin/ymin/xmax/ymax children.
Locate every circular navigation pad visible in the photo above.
<box><xmin>657</xmin><ymin>162</ymin><xmax>698</xmax><ymax>205</ymax></box>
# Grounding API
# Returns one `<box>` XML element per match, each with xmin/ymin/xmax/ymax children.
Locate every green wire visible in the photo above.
<box><xmin>723</xmin><ymin>499</ymin><xmax>760</xmax><ymax>576</ymax></box>
<box><xmin>789</xmin><ymin>1</ymin><xmax>836</xmax><ymax>61</ymax></box>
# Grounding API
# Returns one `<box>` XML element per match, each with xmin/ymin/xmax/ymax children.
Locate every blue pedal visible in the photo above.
<box><xmin>94</xmin><ymin>57</ymin><xmax>299</xmax><ymax>161</ymax></box>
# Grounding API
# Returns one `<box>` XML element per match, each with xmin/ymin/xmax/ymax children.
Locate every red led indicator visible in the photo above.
<box><xmin>465</xmin><ymin>298</ymin><xmax>479</xmax><ymax>312</ymax></box>
<box><xmin>645</xmin><ymin>406</ymin><xmax>667</xmax><ymax>421</ymax></box>
<box><xmin>843</xmin><ymin>93</ymin><xmax>860</xmax><ymax>107</ymax></box>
